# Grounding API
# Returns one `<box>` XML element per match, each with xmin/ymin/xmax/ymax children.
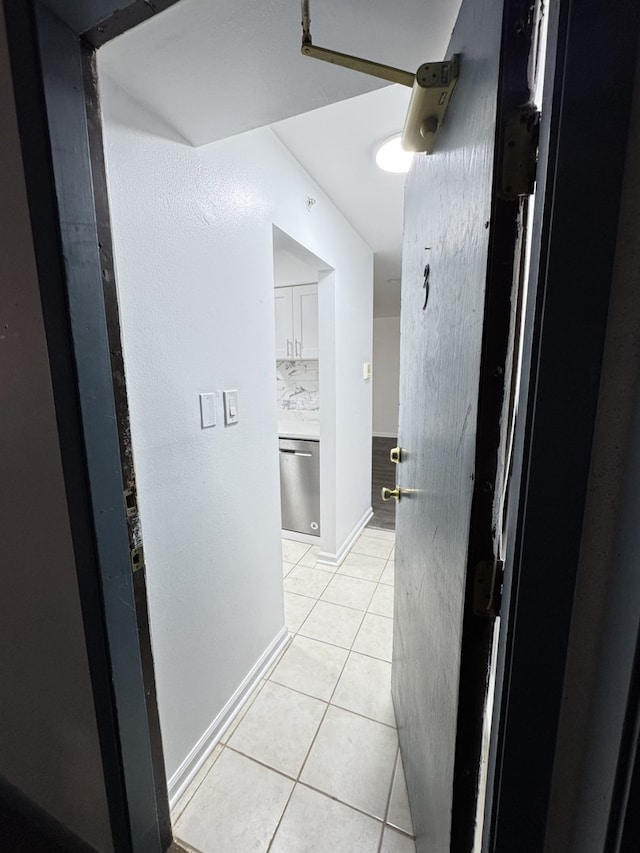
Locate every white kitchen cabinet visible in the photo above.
<box><xmin>274</xmin><ymin>283</ymin><xmax>318</xmax><ymax>359</ymax></box>
<box><xmin>274</xmin><ymin>287</ymin><xmax>294</xmax><ymax>359</ymax></box>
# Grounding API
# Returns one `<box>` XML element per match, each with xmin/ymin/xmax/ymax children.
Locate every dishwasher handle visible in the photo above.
<box><xmin>280</xmin><ymin>449</ymin><xmax>313</xmax><ymax>457</ymax></box>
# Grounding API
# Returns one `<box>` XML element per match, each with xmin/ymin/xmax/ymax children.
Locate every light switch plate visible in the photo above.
<box><xmin>200</xmin><ymin>392</ymin><xmax>217</xmax><ymax>428</ymax></box>
<box><xmin>223</xmin><ymin>390</ymin><xmax>239</xmax><ymax>425</ymax></box>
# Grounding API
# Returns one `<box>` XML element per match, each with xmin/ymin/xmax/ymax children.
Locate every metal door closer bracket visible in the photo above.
<box><xmin>300</xmin><ymin>0</ymin><xmax>460</xmax><ymax>154</ymax></box>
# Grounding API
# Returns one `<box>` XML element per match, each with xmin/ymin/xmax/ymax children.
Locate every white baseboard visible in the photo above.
<box><xmin>317</xmin><ymin>507</ymin><xmax>373</xmax><ymax>568</ymax></box>
<box><xmin>372</xmin><ymin>432</ymin><xmax>398</xmax><ymax>438</ymax></box>
<box><xmin>168</xmin><ymin>626</ymin><xmax>290</xmax><ymax>809</ymax></box>
<box><xmin>281</xmin><ymin>529</ymin><xmax>320</xmax><ymax>545</ymax></box>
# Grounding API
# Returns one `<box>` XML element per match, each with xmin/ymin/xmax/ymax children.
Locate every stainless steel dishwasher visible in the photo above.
<box><xmin>279</xmin><ymin>438</ymin><xmax>320</xmax><ymax>536</ymax></box>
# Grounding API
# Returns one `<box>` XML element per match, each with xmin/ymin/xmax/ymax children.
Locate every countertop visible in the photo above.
<box><xmin>278</xmin><ymin>421</ymin><xmax>320</xmax><ymax>441</ymax></box>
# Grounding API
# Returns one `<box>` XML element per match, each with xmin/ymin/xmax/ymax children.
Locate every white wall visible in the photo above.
<box><xmin>372</xmin><ymin>316</ymin><xmax>401</xmax><ymax>436</ymax></box>
<box><xmin>0</xmin><ymin>9</ymin><xmax>111</xmax><ymax>850</ymax></box>
<box><xmin>100</xmin><ymin>74</ymin><xmax>373</xmax><ymax>790</ymax></box>
<box><xmin>273</xmin><ymin>244</ymin><xmax>319</xmax><ymax>287</ymax></box>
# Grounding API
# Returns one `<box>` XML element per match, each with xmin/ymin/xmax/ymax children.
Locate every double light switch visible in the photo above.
<box><xmin>199</xmin><ymin>390</ymin><xmax>239</xmax><ymax>428</ymax></box>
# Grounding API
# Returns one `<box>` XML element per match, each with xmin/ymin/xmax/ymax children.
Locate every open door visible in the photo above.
<box><xmin>391</xmin><ymin>0</ymin><xmax>538</xmax><ymax>850</ymax></box>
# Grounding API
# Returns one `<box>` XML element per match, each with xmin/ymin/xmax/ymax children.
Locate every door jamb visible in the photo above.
<box><xmin>485</xmin><ymin>1</ymin><xmax>640</xmax><ymax>850</ymax></box>
<box><xmin>450</xmin><ymin>0</ymin><xmax>536</xmax><ymax>847</ymax></box>
<box><xmin>2</xmin><ymin>1</ymin><xmax>183</xmax><ymax>849</ymax></box>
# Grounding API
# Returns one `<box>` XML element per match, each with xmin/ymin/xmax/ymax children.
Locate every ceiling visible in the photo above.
<box><xmin>98</xmin><ymin>0</ymin><xmax>460</xmax><ymax>316</ymax></box>
<box><xmin>271</xmin><ymin>84</ymin><xmax>412</xmax><ymax>317</ymax></box>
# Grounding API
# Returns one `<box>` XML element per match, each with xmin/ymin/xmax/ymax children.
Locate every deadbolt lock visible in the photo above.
<box><xmin>390</xmin><ymin>447</ymin><xmax>403</xmax><ymax>464</ymax></box>
<box><xmin>381</xmin><ymin>486</ymin><xmax>401</xmax><ymax>502</ymax></box>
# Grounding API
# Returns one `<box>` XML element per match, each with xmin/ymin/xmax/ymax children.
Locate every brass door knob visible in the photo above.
<box><xmin>381</xmin><ymin>486</ymin><xmax>401</xmax><ymax>502</ymax></box>
<box><xmin>390</xmin><ymin>446</ymin><xmax>402</xmax><ymax>464</ymax></box>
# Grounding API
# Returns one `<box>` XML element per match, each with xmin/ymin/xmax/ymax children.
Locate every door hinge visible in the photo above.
<box><xmin>130</xmin><ymin>545</ymin><xmax>145</xmax><ymax>574</ymax></box>
<box><xmin>499</xmin><ymin>104</ymin><xmax>541</xmax><ymax>201</ymax></box>
<box><xmin>473</xmin><ymin>558</ymin><xmax>504</xmax><ymax>618</ymax></box>
<box><xmin>124</xmin><ymin>486</ymin><xmax>137</xmax><ymax>517</ymax></box>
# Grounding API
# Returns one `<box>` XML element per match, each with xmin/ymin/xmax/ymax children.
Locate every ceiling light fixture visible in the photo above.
<box><xmin>375</xmin><ymin>135</ymin><xmax>413</xmax><ymax>174</ymax></box>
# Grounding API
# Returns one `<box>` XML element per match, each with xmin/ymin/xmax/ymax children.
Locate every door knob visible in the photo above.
<box><xmin>390</xmin><ymin>446</ymin><xmax>403</xmax><ymax>464</ymax></box>
<box><xmin>381</xmin><ymin>486</ymin><xmax>401</xmax><ymax>502</ymax></box>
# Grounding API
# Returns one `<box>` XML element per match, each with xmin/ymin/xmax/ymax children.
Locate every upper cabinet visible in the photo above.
<box><xmin>274</xmin><ymin>283</ymin><xmax>319</xmax><ymax>359</ymax></box>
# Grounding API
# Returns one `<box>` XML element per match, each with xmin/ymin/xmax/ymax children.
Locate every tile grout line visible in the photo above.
<box><xmin>179</xmin><ymin>535</ymin><xmax>397</xmax><ymax>849</ymax></box>
<box><xmin>231</xmin><ymin>546</ymin><xmax>336</xmax><ymax>853</ymax></box>
<box><xmin>385</xmin><ymin>824</ymin><xmax>416</xmax><ymax>842</ymax></box>
<box><xmin>294</xmin><ymin>647</ymin><xmax>351</xmax><ymax>780</ymax></box>
<box><xmin>265</xmin><ymin>672</ymin><xmax>398</xmax><ymax>732</ymax></box>
<box><xmin>377</xmin><ymin>745</ymin><xmax>401</xmax><ymax>853</ymax></box>
<box><xmin>283</xmin><ymin>612</ymin><xmax>364</xmax><ymax>810</ymax></box>
<box><xmin>286</xmin><ymin>554</ymin><xmax>396</xmax><ymax>829</ymax></box>
<box><xmin>263</xmin><ymin>623</ymin><xmax>355</xmax><ymax>853</ymax></box>
<box><xmin>224</xmin><ymin>744</ymin><xmax>396</xmax><ymax>830</ymax></box>
<box><xmin>264</xmin><ymin>782</ymin><xmax>296</xmax><ymax>853</ymax></box>
<box><xmin>293</xmin><ymin>594</ymin><xmax>372</xmax><ymax>617</ymax></box>
<box><xmin>196</xmin><ymin>536</ymin><xmax>397</xmax><ymax>849</ymax></box>
<box><xmin>296</xmin><ymin>595</ymin><xmax>367</xmax><ymax>651</ymax></box>
<box><xmin>280</xmin><ymin>585</ymin><xmax>399</xmax><ymax>728</ymax></box>
<box><xmin>295</xmin><ymin>779</ymin><xmax>389</xmax><ymax>826</ymax></box>
<box><xmin>271</xmin><ymin>631</ymin><xmax>392</xmax><ymax>683</ymax></box>
<box><xmin>309</xmin><ymin>539</ymin><xmax>396</xmax><ymax>840</ymax></box>
<box><xmin>280</xmin><ymin>535</ymin><xmax>373</xmax><ymax>788</ymax></box>
<box><xmin>280</xmin><ymin>538</ymin><xmax>395</xmax><ymax>708</ymax></box>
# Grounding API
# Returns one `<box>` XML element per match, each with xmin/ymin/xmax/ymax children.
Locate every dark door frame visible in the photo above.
<box><xmin>1</xmin><ymin>1</ymin><xmax>183</xmax><ymax>850</ymax></box>
<box><xmin>2</xmin><ymin>0</ymin><xmax>640</xmax><ymax>851</ymax></box>
<box><xmin>485</xmin><ymin>1</ymin><xmax>640</xmax><ymax>851</ymax></box>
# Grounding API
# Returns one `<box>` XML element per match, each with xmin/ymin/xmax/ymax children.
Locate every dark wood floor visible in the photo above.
<box><xmin>367</xmin><ymin>436</ymin><xmax>397</xmax><ymax>531</ymax></box>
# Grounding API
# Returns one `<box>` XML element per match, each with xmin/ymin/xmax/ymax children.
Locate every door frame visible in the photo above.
<box><xmin>448</xmin><ymin>0</ymin><xmax>538</xmax><ymax>847</ymax></box>
<box><xmin>485</xmin><ymin>0</ymin><xmax>640</xmax><ymax>851</ymax></box>
<box><xmin>1</xmin><ymin>2</ymin><xmax>184</xmax><ymax>850</ymax></box>
<box><xmin>3</xmin><ymin>0</ymin><xmax>640</xmax><ymax>850</ymax></box>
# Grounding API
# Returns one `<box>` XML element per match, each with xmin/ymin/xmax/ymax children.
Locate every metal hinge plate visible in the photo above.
<box><xmin>499</xmin><ymin>104</ymin><xmax>541</xmax><ymax>201</ymax></box>
<box><xmin>124</xmin><ymin>486</ymin><xmax>138</xmax><ymax>517</ymax></box>
<box><xmin>130</xmin><ymin>545</ymin><xmax>145</xmax><ymax>574</ymax></box>
<box><xmin>473</xmin><ymin>558</ymin><xmax>504</xmax><ymax>618</ymax></box>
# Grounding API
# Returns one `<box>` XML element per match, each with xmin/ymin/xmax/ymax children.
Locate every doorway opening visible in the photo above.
<box><xmin>88</xmin><ymin>0</ymin><xmax>540</xmax><ymax>848</ymax></box>
<box><xmin>272</xmin><ymin>227</ymin><xmax>325</xmax><ymax>548</ymax></box>
<box><xmin>95</xmin><ymin>18</ymin><xmax>393</xmax><ymax>844</ymax></box>
<box><xmin>6</xmin><ymin>0</ymin><xmax>638</xmax><ymax>849</ymax></box>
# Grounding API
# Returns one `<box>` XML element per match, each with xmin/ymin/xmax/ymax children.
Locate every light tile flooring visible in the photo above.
<box><xmin>173</xmin><ymin>528</ymin><xmax>415</xmax><ymax>853</ymax></box>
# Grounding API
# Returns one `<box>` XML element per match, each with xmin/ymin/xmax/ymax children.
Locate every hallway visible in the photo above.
<box><xmin>172</xmin><ymin>528</ymin><xmax>415</xmax><ymax>852</ymax></box>
<box><xmin>368</xmin><ymin>437</ymin><xmax>398</xmax><ymax>531</ymax></box>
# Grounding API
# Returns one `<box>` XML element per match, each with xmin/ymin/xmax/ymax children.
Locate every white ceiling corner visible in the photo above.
<box><xmin>99</xmin><ymin>0</ymin><xmax>461</xmax><ymax>316</ymax></box>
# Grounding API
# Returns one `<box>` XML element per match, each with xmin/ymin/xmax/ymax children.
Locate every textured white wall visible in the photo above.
<box><xmin>100</xmin><ymin>73</ymin><xmax>372</xmax><ymax>783</ymax></box>
<box><xmin>0</xmin><ymin>9</ymin><xmax>111</xmax><ymax>850</ymax></box>
<box><xmin>372</xmin><ymin>316</ymin><xmax>401</xmax><ymax>436</ymax></box>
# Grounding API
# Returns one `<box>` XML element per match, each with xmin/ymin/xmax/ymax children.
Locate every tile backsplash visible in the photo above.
<box><xmin>276</xmin><ymin>360</ymin><xmax>319</xmax><ymax>421</ymax></box>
